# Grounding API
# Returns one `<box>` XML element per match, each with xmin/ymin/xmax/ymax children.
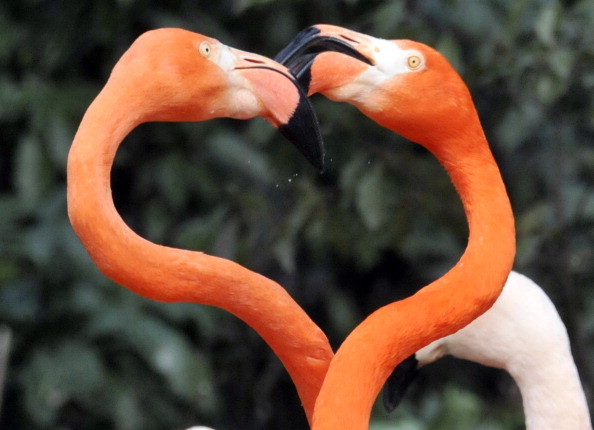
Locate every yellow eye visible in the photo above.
<box><xmin>199</xmin><ymin>41</ymin><xmax>212</xmax><ymax>57</ymax></box>
<box><xmin>407</xmin><ymin>55</ymin><xmax>423</xmax><ymax>70</ymax></box>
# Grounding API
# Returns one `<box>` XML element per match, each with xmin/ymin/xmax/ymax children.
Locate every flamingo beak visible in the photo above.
<box><xmin>382</xmin><ymin>354</ymin><xmax>419</xmax><ymax>413</ymax></box>
<box><xmin>233</xmin><ymin>53</ymin><xmax>325</xmax><ymax>172</ymax></box>
<box><xmin>277</xmin><ymin>77</ymin><xmax>325</xmax><ymax>172</ymax></box>
<box><xmin>274</xmin><ymin>25</ymin><xmax>373</xmax><ymax>92</ymax></box>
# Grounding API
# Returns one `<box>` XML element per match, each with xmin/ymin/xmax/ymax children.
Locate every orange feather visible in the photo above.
<box><xmin>67</xmin><ymin>28</ymin><xmax>332</xmax><ymax>423</ymax></box>
<box><xmin>278</xmin><ymin>25</ymin><xmax>515</xmax><ymax>429</ymax></box>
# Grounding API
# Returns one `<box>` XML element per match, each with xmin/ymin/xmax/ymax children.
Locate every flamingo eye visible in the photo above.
<box><xmin>199</xmin><ymin>41</ymin><xmax>212</xmax><ymax>57</ymax></box>
<box><xmin>407</xmin><ymin>54</ymin><xmax>423</xmax><ymax>70</ymax></box>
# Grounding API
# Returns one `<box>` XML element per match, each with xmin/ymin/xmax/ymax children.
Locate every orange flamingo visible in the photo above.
<box><xmin>277</xmin><ymin>25</ymin><xmax>516</xmax><ymax>428</ymax></box>
<box><xmin>66</xmin><ymin>28</ymin><xmax>334</xmax><ymax>423</ymax></box>
<box><xmin>386</xmin><ymin>270</ymin><xmax>592</xmax><ymax>429</ymax></box>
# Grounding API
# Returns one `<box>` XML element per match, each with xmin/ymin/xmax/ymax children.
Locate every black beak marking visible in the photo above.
<box><xmin>279</xmin><ymin>81</ymin><xmax>325</xmax><ymax>172</ymax></box>
<box><xmin>274</xmin><ymin>27</ymin><xmax>324</xmax><ymax>64</ymax></box>
<box><xmin>382</xmin><ymin>353</ymin><xmax>419</xmax><ymax>413</ymax></box>
<box><xmin>275</xmin><ymin>26</ymin><xmax>372</xmax><ymax>93</ymax></box>
<box><xmin>237</xmin><ymin>64</ymin><xmax>325</xmax><ymax>172</ymax></box>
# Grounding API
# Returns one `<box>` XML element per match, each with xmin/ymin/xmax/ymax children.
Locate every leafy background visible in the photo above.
<box><xmin>1</xmin><ymin>0</ymin><xmax>593</xmax><ymax>429</ymax></box>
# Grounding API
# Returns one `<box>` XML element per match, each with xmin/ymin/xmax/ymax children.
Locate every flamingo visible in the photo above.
<box><xmin>384</xmin><ymin>270</ymin><xmax>592</xmax><ymax>429</ymax></box>
<box><xmin>66</xmin><ymin>28</ymin><xmax>334</xmax><ymax>424</ymax></box>
<box><xmin>276</xmin><ymin>25</ymin><xmax>516</xmax><ymax>428</ymax></box>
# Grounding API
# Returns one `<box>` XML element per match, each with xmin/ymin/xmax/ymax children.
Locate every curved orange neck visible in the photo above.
<box><xmin>312</xmin><ymin>119</ymin><xmax>515</xmax><ymax>428</ymax></box>
<box><xmin>67</xmin><ymin>81</ymin><xmax>333</xmax><ymax>423</ymax></box>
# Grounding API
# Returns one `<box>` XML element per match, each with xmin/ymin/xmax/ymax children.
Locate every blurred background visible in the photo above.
<box><xmin>1</xmin><ymin>0</ymin><xmax>593</xmax><ymax>429</ymax></box>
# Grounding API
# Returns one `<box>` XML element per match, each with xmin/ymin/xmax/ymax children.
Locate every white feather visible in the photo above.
<box><xmin>417</xmin><ymin>271</ymin><xmax>592</xmax><ymax>429</ymax></box>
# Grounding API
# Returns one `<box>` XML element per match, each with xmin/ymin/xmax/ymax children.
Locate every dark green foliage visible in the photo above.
<box><xmin>1</xmin><ymin>1</ymin><xmax>593</xmax><ymax>429</ymax></box>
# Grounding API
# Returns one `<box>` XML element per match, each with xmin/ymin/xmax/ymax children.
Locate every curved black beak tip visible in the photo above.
<box><xmin>279</xmin><ymin>84</ymin><xmax>326</xmax><ymax>173</ymax></box>
<box><xmin>382</xmin><ymin>354</ymin><xmax>419</xmax><ymax>413</ymax></box>
<box><xmin>274</xmin><ymin>26</ymin><xmax>322</xmax><ymax>65</ymax></box>
<box><xmin>275</xmin><ymin>25</ymin><xmax>372</xmax><ymax>93</ymax></box>
<box><xmin>274</xmin><ymin>26</ymin><xmax>372</xmax><ymax>172</ymax></box>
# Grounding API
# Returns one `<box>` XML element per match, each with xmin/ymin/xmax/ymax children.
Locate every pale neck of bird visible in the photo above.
<box><xmin>510</xmin><ymin>346</ymin><xmax>592</xmax><ymax>430</ymax></box>
<box><xmin>311</xmin><ymin>122</ymin><xmax>516</xmax><ymax>429</ymax></box>
<box><xmin>66</xmin><ymin>82</ymin><xmax>333</xmax><ymax>423</ymax></box>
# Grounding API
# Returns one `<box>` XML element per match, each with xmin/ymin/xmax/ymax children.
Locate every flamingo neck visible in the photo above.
<box><xmin>312</xmin><ymin>123</ymin><xmax>516</xmax><ymax>429</ymax></box>
<box><xmin>510</xmin><ymin>340</ymin><xmax>592</xmax><ymax>429</ymax></box>
<box><xmin>66</xmin><ymin>82</ymin><xmax>333</xmax><ymax>423</ymax></box>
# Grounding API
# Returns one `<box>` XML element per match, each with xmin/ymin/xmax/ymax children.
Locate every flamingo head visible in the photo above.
<box><xmin>276</xmin><ymin>24</ymin><xmax>479</xmax><ymax>151</ymax></box>
<box><xmin>106</xmin><ymin>28</ymin><xmax>325</xmax><ymax>170</ymax></box>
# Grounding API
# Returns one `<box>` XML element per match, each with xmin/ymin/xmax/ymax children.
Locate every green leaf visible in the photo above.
<box><xmin>15</xmin><ymin>135</ymin><xmax>45</xmax><ymax>212</ymax></box>
<box><xmin>535</xmin><ymin>1</ymin><xmax>562</xmax><ymax>47</ymax></box>
<box><xmin>21</xmin><ymin>342</ymin><xmax>106</xmax><ymax>426</ymax></box>
<box><xmin>356</xmin><ymin>163</ymin><xmax>390</xmax><ymax>231</ymax></box>
<box><xmin>45</xmin><ymin>112</ymin><xmax>73</xmax><ymax>170</ymax></box>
